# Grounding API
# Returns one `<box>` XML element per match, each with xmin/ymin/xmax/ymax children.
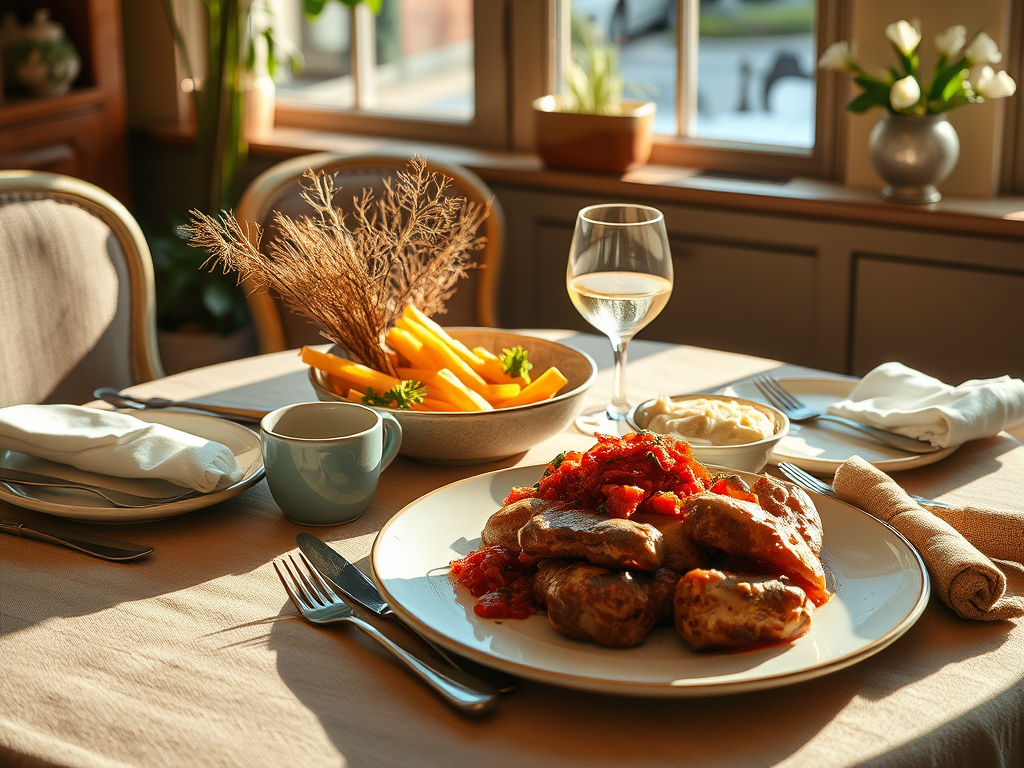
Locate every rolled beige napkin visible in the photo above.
<box><xmin>833</xmin><ymin>456</ymin><xmax>1024</xmax><ymax>621</ymax></box>
<box><xmin>918</xmin><ymin>503</ymin><xmax>1023</xmax><ymax>566</ymax></box>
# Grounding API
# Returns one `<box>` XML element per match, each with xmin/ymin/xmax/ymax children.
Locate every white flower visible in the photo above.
<box><xmin>886</xmin><ymin>20</ymin><xmax>921</xmax><ymax>56</ymax></box>
<box><xmin>890</xmin><ymin>75</ymin><xmax>921</xmax><ymax>111</ymax></box>
<box><xmin>934</xmin><ymin>25</ymin><xmax>967</xmax><ymax>58</ymax></box>
<box><xmin>818</xmin><ymin>41</ymin><xmax>855</xmax><ymax>72</ymax></box>
<box><xmin>965</xmin><ymin>32</ymin><xmax>1002</xmax><ymax>65</ymax></box>
<box><xmin>973</xmin><ymin>66</ymin><xmax>1017</xmax><ymax>99</ymax></box>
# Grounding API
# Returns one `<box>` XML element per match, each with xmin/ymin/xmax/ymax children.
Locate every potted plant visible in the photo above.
<box><xmin>819</xmin><ymin>20</ymin><xmax>1016</xmax><ymax>204</ymax></box>
<box><xmin>153</xmin><ymin>0</ymin><xmax>378</xmax><ymax>372</ymax></box>
<box><xmin>533</xmin><ymin>18</ymin><xmax>655</xmax><ymax>174</ymax></box>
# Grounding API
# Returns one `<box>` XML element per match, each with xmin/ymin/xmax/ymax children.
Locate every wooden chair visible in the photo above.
<box><xmin>0</xmin><ymin>171</ymin><xmax>163</xmax><ymax>407</ymax></box>
<box><xmin>235</xmin><ymin>153</ymin><xmax>505</xmax><ymax>353</ymax></box>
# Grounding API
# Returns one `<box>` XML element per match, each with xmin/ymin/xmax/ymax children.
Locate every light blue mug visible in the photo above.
<box><xmin>260</xmin><ymin>402</ymin><xmax>402</xmax><ymax>526</ymax></box>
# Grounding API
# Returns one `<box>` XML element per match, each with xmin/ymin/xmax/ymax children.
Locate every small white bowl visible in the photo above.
<box><xmin>308</xmin><ymin>328</ymin><xmax>597</xmax><ymax>466</ymax></box>
<box><xmin>627</xmin><ymin>394</ymin><xmax>789</xmax><ymax>473</ymax></box>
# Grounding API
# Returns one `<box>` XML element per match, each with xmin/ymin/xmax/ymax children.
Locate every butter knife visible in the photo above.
<box><xmin>297</xmin><ymin>533</ymin><xmax>518</xmax><ymax>693</ymax></box>
<box><xmin>1</xmin><ymin>520</ymin><xmax>154</xmax><ymax>561</ymax></box>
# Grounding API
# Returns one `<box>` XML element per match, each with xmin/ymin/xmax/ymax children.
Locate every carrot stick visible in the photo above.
<box><xmin>301</xmin><ymin>347</ymin><xmax>402</xmax><ymax>394</ymax></box>
<box><xmin>430</xmin><ymin>369</ymin><xmax>493</xmax><ymax>411</ymax></box>
<box><xmin>403</xmin><ymin>305</ymin><xmax>482</xmax><ymax>366</ymax></box>
<box><xmin>483</xmin><ymin>383</ymin><xmax>521</xmax><ymax>404</ymax></box>
<box><xmin>494</xmin><ymin>367</ymin><xmax>568</xmax><ymax>407</ymax></box>
<box><xmin>386</xmin><ymin>327</ymin><xmax>437</xmax><ymax>371</ymax></box>
<box><xmin>472</xmin><ymin>346</ymin><xmax>531</xmax><ymax>387</ymax></box>
<box><xmin>399</xmin><ymin>319</ymin><xmax>492</xmax><ymax>396</ymax></box>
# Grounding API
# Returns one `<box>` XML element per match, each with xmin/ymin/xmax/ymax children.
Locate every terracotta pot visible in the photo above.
<box><xmin>533</xmin><ymin>95</ymin><xmax>656</xmax><ymax>174</ymax></box>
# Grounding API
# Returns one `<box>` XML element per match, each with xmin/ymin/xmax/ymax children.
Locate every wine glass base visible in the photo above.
<box><xmin>574</xmin><ymin>408</ymin><xmax>633</xmax><ymax>437</ymax></box>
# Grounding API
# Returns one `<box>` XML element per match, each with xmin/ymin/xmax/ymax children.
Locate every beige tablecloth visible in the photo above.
<box><xmin>2</xmin><ymin>332</ymin><xmax>1022</xmax><ymax>768</ymax></box>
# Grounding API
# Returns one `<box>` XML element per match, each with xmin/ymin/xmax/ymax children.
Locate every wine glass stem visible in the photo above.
<box><xmin>607</xmin><ymin>337</ymin><xmax>630</xmax><ymax>421</ymax></box>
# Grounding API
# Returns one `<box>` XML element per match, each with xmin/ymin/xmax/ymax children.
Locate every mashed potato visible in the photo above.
<box><xmin>643</xmin><ymin>396</ymin><xmax>776</xmax><ymax>446</ymax></box>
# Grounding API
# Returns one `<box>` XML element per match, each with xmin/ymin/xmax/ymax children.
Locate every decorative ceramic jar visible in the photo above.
<box><xmin>869</xmin><ymin>114</ymin><xmax>960</xmax><ymax>204</ymax></box>
<box><xmin>12</xmin><ymin>9</ymin><xmax>80</xmax><ymax>97</ymax></box>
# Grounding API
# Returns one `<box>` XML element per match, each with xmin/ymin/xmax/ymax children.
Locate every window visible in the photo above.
<box><xmin>566</xmin><ymin>0</ymin><xmax>842</xmax><ymax>176</ymax></box>
<box><xmin>270</xmin><ymin>0</ymin><xmax>507</xmax><ymax>148</ymax></box>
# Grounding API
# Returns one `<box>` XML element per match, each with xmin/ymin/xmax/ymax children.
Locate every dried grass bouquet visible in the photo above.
<box><xmin>185</xmin><ymin>156</ymin><xmax>489</xmax><ymax>375</ymax></box>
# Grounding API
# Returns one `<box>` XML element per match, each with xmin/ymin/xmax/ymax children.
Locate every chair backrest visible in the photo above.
<box><xmin>235</xmin><ymin>153</ymin><xmax>505</xmax><ymax>353</ymax></box>
<box><xmin>0</xmin><ymin>171</ymin><xmax>163</xmax><ymax>407</ymax></box>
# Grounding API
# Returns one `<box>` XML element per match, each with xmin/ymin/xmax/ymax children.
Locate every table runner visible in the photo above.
<box><xmin>2</xmin><ymin>334</ymin><xmax>1021</xmax><ymax>768</ymax></box>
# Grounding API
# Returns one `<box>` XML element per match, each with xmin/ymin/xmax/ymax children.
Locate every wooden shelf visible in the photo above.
<box><xmin>148</xmin><ymin>122</ymin><xmax>1024</xmax><ymax>241</ymax></box>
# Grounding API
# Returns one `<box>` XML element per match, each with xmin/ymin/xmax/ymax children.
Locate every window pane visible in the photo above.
<box><xmin>274</xmin><ymin>0</ymin><xmax>474</xmax><ymax>122</ymax></box>
<box><xmin>694</xmin><ymin>0</ymin><xmax>816</xmax><ymax>148</ymax></box>
<box><xmin>570</xmin><ymin>1</ymin><xmax>678</xmax><ymax>135</ymax></box>
<box><xmin>275</xmin><ymin>1</ymin><xmax>355</xmax><ymax>110</ymax></box>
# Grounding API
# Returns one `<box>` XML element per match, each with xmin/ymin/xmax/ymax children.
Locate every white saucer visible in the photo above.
<box><xmin>0</xmin><ymin>411</ymin><xmax>264</xmax><ymax>523</ymax></box>
<box><xmin>722</xmin><ymin>377</ymin><xmax>958</xmax><ymax>475</ymax></box>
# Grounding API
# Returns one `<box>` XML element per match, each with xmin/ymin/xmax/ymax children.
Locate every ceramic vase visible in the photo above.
<box><xmin>869</xmin><ymin>113</ymin><xmax>959</xmax><ymax>204</ymax></box>
<box><xmin>12</xmin><ymin>9</ymin><xmax>80</xmax><ymax>97</ymax></box>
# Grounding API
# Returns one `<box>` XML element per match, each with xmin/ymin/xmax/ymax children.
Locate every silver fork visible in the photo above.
<box><xmin>752</xmin><ymin>374</ymin><xmax>942</xmax><ymax>454</ymax></box>
<box><xmin>777</xmin><ymin>461</ymin><xmax>951</xmax><ymax>509</ymax></box>
<box><xmin>0</xmin><ymin>473</ymin><xmax>198</xmax><ymax>508</ymax></box>
<box><xmin>273</xmin><ymin>552</ymin><xmax>498</xmax><ymax>715</ymax></box>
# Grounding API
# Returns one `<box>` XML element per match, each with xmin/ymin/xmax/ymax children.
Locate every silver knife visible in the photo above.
<box><xmin>297</xmin><ymin>533</ymin><xmax>517</xmax><ymax>693</ymax></box>
<box><xmin>94</xmin><ymin>388</ymin><xmax>270</xmax><ymax>425</ymax></box>
<box><xmin>1</xmin><ymin>520</ymin><xmax>154</xmax><ymax>561</ymax></box>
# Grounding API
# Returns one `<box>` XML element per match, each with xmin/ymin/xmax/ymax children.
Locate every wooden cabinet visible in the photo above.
<box><xmin>489</xmin><ymin>182</ymin><xmax>1024</xmax><ymax>381</ymax></box>
<box><xmin>851</xmin><ymin>257</ymin><xmax>1024</xmax><ymax>382</ymax></box>
<box><xmin>0</xmin><ymin>0</ymin><xmax>128</xmax><ymax>202</ymax></box>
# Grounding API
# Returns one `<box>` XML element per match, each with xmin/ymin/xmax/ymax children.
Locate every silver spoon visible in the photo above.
<box><xmin>94</xmin><ymin>388</ymin><xmax>270</xmax><ymax>425</ymax></box>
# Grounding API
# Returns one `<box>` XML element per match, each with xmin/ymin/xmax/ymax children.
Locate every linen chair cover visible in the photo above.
<box><xmin>235</xmin><ymin>153</ymin><xmax>505</xmax><ymax>353</ymax></box>
<box><xmin>0</xmin><ymin>171</ymin><xmax>162</xmax><ymax>407</ymax></box>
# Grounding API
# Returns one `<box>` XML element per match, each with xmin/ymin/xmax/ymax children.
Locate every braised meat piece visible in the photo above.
<box><xmin>650</xmin><ymin>568</ymin><xmax>681</xmax><ymax>624</ymax></box>
<box><xmin>683</xmin><ymin>493</ymin><xmax>829</xmax><ymax>604</ymax></box>
<box><xmin>519</xmin><ymin>507</ymin><xmax>664</xmax><ymax>571</ymax></box>
<box><xmin>481</xmin><ymin>497</ymin><xmax>569</xmax><ymax>551</ymax></box>
<box><xmin>632</xmin><ymin>513</ymin><xmax>711</xmax><ymax>575</ymax></box>
<box><xmin>675</xmin><ymin>569</ymin><xmax>814</xmax><ymax>651</ymax></box>
<box><xmin>534</xmin><ymin>560</ymin><xmax>663</xmax><ymax>647</ymax></box>
<box><xmin>751</xmin><ymin>475</ymin><xmax>823</xmax><ymax>555</ymax></box>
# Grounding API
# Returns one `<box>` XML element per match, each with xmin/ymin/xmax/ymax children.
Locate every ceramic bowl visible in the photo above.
<box><xmin>627</xmin><ymin>394</ymin><xmax>789</xmax><ymax>473</ymax></box>
<box><xmin>308</xmin><ymin>328</ymin><xmax>597</xmax><ymax>466</ymax></box>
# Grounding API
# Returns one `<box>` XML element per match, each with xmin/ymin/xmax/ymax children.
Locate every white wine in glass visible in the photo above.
<box><xmin>567</xmin><ymin>204</ymin><xmax>673</xmax><ymax>435</ymax></box>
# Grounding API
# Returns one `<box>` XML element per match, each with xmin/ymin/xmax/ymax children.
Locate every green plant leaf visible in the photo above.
<box><xmin>845</xmin><ymin>91</ymin><xmax>883</xmax><ymax>113</ymax></box>
<box><xmin>854</xmin><ymin>76</ymin><xmax>891</xmax><ymax>101</ymax></box>
<box><xmin>931</xmin><ymin>64</ymin><xmax>967</xmax><ymax>102</ymax></box>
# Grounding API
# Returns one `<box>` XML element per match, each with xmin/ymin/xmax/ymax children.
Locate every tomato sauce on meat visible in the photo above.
<box><xmin>449</xmin><ymin>545</ymin><xmax>539</xmax><ymax>619</ymax></box>
<box><xmin>506</xmin><ymin>432</ymin><xmax>714</xmax><ymax>519</ymax></box>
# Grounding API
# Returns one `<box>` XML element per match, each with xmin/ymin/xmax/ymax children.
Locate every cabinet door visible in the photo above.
<box><xmin>0</xmin><ymin>110</ymin><xmax>106</xmax><ymax>184</ymax></box>
<box><xmin>646</xmin><ymin>239</ymin><xmax>817</xmax><ymax>366</ymax></box>
<box><xmin>851</xmin><ymin>256</ymin><xmax>1024</xmax><ymax>381</ymax></box>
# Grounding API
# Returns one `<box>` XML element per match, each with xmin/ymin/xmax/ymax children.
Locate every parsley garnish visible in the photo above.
<box><xmin>500</xmin><ymin>346</ymin><xmax>533</xmax><ymax>380</ymax></box>
<box><xmin>362</xmin><ymin>380</ymin><xmax>427</xmax><ymax>410</ymax></box>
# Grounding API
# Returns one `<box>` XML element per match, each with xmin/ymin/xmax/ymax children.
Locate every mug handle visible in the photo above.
<box><xmin>379</xmin><ymin>412</ymin><xmax>403</xmax><ymax>471</ymax></box>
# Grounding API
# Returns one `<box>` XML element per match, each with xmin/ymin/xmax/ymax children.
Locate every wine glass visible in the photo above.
<box><xmin>567</xmin><ymin>204</ymin><xmax>673</xmax><ymax>435</ymax></box>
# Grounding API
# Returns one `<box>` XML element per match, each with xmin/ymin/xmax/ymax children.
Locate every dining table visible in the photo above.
<box><xmin>1</xmin><ymin>330</ymin><xmax>1022</xmax><ymax>768</ymax></box>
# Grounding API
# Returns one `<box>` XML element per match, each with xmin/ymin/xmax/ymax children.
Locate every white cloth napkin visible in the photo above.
<box><xmin>826</xmin><ymin>362</ymin><xmax>1024</xmax><ymax>448</ymax></box>
<box><xmin>0</xmin><ymin>404</ymin><xmax>243</xmax><ymax>492</ymax></box>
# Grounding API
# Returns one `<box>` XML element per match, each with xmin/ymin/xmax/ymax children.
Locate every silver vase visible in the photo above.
<box><xmin>869</xmin><ymin>113</ymin><xmax>959</xmax><ymax>204</ymax></box>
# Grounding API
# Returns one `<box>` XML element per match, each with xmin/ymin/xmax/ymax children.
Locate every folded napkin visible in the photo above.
<box><xmin>0</xmin><ymin>404</ymin><xmax>243</xmax><ymax>493</ymax></box>
<box><xmin>833</xmin><ymin>455</ymin><xmax>1024</xmax><ymax>621</ymax></box>
<box><xmin>826</xmin><ymin>362</ymin><xmax>1024</xmax><ymax>448</ymax></box>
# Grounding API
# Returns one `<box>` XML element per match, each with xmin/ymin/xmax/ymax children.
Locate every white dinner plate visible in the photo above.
<box><xmin>0</xmin><ymin>411</ymin><xmax>264</xmax><ymax>523</ymax></box>
<box><xmin>372</xmin><ymin>464</ymin><xmax>930</xmax><ymax>698</ymax></box>
<box><xmin>722</xmin><ymin>377</ymin><xmax>958</xmax><ymax>475</ymax></box>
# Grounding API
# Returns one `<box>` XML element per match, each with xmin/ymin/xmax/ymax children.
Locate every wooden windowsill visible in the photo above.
<box><xmin>146</xmin><ymin>123</ymin><xmax>1024</xmax><ymax>240</ymax></box>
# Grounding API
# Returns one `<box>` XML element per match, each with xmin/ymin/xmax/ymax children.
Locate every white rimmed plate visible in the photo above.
<box><xmin>0</xmin><ymin>411</ymin><xmax>264</xmax><ymax>523</ymax></box>
<box><xmin>722</xmin><ymin>377</ymin><xmax>958</xmax><ymax>475</ymax></box>
<box><xmin>372</xmin><ymin>464</ymin><xmax>929</xmax><ymax>698</ymax></box>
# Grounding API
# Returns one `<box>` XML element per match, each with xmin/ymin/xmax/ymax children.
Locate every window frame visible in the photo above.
<box><xmin>272</xmin><ymin>0</ymin><xmax>509</xmax><ymax>150</ymax></box>
<box><xmin>648</xmin><ymin>0</ymin><xmax>848</xmax><ymax>179</ymax></box>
